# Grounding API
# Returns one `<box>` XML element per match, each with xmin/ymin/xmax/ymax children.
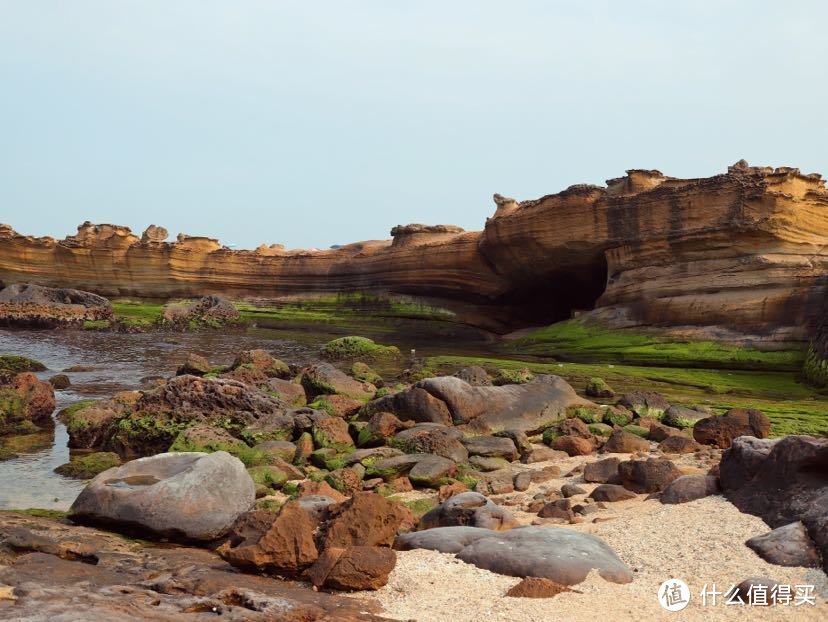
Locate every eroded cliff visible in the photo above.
<box><xmin>1</xmin><ymin>161</ymin><xmax>826</xmax><ymax>338</ymax></box>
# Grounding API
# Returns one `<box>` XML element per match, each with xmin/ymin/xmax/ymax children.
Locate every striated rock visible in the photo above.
<box><xmin>0</xmin><ymin>283</ymin><xmax>113</xmax><ymax>329</ymax></box>
<box><xmin>2</xmin><ymin>165</ymin><xmax>827</xmax><ymax>337</ymax></box>
<box><xmin>69</xmin><ymin>451</ymin><xmax>255</xmax><ymax>541</ymax></box>
<box><xmin>693</xmin><ymin>408</ymin><xmax>770</xmax><ymax>448</ymax></box>
<box><xmin>141</xmin><ymin>224</ymin><xmax>168</xmax><ymax>243</ymax></box>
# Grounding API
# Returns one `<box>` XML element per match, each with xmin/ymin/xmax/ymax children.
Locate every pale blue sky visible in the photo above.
<box><xmin>1</xmin><ymin>1</ymin><xmax>826</xmax><ymax>249</ymax></box>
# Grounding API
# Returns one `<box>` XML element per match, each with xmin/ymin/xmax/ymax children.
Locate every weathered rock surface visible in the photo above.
<box><xmin>618</xmin><ymin>458</ymin><xmax>682</xmax><ymax>493</ymax></box>
<box><xmin>0</xmin><ymin>511</ymin><xmax>384</xmax><ymax>621</ymax></box>
<box><xmin>0</xmin><ymin>283</ymin><xmax>112</xmax><ymax>328</ymax></box>
<box><xmin>745</xmin><ymin>521</ymin><xmax>822</xmax><ymax>568</ymax></box>
<box><xmin>2</xmin><ymin>164</ymin><xmax>827</xmax><ymax>337</ymax></box>
<box><xmin>307</xmin><ymin>546</ymin><xmax>396</xmax><ymax>591</ymax></box>
<box><xmin>0</xmin><ymin>371</ymin><xmax>55</xmax><ymax>435</ymax></box>
<box><xmin>397</xmin><ymin>526</ymin><xmax>633</xmax><ymax>585</ymax></box>
<box><xmin>693</xmin><ymin>408</ymin><xmax>771</xmax><ymax>448</ymax></box>
<box><xmin>69</xmin><ymin>451</ymin><xmax>255</xmax><ymax>541</ymax></box>
<box><xmin>660</xmin><ymin>474</ymin><xmax>720</xmax><ymax>504</ymax></box>
<box><xmin>362</xmin><ymin>375</ymin><xmax>591</xmax><ymax>432</ymax></box>
<box><xmin>721</xmin><ymin>435</ymin><xmax>828</xmax><ymax>573</ymax></box>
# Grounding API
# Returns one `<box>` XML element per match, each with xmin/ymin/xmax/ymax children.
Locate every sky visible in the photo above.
<box><xmin>1</xmin><ymin>1</ymin><xmax>826</xmax><ymax>250</ymax></box>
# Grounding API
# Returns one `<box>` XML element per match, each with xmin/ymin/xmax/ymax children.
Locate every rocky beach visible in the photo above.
<box><xmin>1</xmin><ymin>163</ymin><xmax>827</xmax><ymax>621</ymax></box>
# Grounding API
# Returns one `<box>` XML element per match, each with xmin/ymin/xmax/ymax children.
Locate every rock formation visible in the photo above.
<box><xmin>1</xmin><ymin>162</ymin><xmax>825</xmax><ymax>337</ymax></box>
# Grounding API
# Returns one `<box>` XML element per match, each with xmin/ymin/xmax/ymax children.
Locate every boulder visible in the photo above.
<box><xmin>552</xmin><ymin>435</ymin><xmax>594</xmax><ymax>456</ymax></box>
<box><xmin>321</xmin><ymin>492</ymin><xmax>409</xmax><ymax>549</ymax></box>
<box><xmin>660</xmin><ymin>475</ymin><xmax>720</xmax><ymax>504</ymax></box>
<box><xmin>618</xmin><ymin>458</ymin><xmax>682</xmax><ymax>493</ymax></box>
<box><xmin>561</xmin><ymin>484</ymin><xmax>587</xmax><ymax>497</ymax></box>
<box><xmin>230</xmin><ymin>349</ymin><xmax>290</xmax><ymax>379</ymax></box>
<box><xmin>391</xmin><ymin>424</ymin><xmax>468</xmax><ymax>462</ymax></box>
<box><xmin>302</xmin><ymin>363</ymin><xmax>376</xmax><ymax>402</ymax></box>
<box><xmin>647</xmin><ymin>422</ymin><xmax>682</xmax><ymax>442</ymax></box>
<box><xmin>141</xmin><ymin>224</ymin><xmax>168</xmax><ymax>242</ymax></box>
<box><xmin>745</xmin><ymin>521</ymin><xmax>821</xmax><ymax>568</ymax></box>
<box><xmin>48</xmin><ymin>374</ymin><xmax>71</xmax><ymax>389</ymax></box>
<box><xmin>657</xmin><ymin>434</ymin><xmax>700</xmax><ymax>454</ymax></box>
<box><xmin>457</xmin><ymin>527</ymin><xmax>632</xmax><ymax>585</ymax></box>
<box><xmin>583</xmin><ymin>458</ymin><xmax>621</xmax><ymax>484</ymax></box>
<box><xmin>395</xmin><ymin>525</ymin><xmax>493</xmax><ymax>554</ymax></box>
<box><xmin>722</xmin><ymin>435</ymin><xmax>828</xmax><ymax>573</ymax></box>
<box><xmin>0</xmin><ymin>371</ymin><xmax>55</xmax><ymax>435</ymax></box>
<box><xmin>419</xmin><ymin>492</ymin><xmax>517</xmax><ymax>531</ymax></box>
<box><xmin>69</xmin><ymin>451</ymin><xmax>255</xmax><ymax>541</ymax></box>
<box><xmin>589</xmin><ymin>484</ymin><xmax>636</xmax><ymax>502</ymax></box>
<box><xmin>617</xmin><ymin>391</ymin><xmax>669</xmax><ymax>419</ymax></box>
<box><xmin>362</xmin><ymin>375</ymin><xmax>590</xmax><ymax>433</ymax></box>
<box><xmin>719</xmin><ymin>436</ymin><xmax>779</xmax><ymax>491</ymax></box>
<box><xmin>221</xmin><ymin>503</ymin><xmax>318</xmax><ymax>574</ymax></box>
<box><xmin>0</xmin><ymin>283</ymin><xmax>113</xmax><ymax>328</ymax></box>
<box><xmin>175</xmin><ymin>353</ymin><xmax>211</xmax><ymax>376</ymax></box>
<box><xmin>462</xmin><ymin>435</ymin><xmax>519</xmax><ymax>461</ymax></box>
<box><xmin>585</xmin><ymin>377</ymin><xmax>614</xmax><ymax>398</ymax></box>
<box><xmin>358</xmin><ymin>412</ymin><xmax>411</xmax><ymax>447</ymax></box>
<box><xmin>602</xmin><ymin>429</ymin><xmax>649</xmax><ymax>454</ymax></box>
<box><xmin>312</xmin><ymin>416</ymin><xmax>355</xmax><ymax>451</ymax></box>
<box><xmin>307</xmin><ymin>545</ymin><xmax>396</xmax><ymax>591</ymax></box>
<box><xmin>453</xmin><ymin>366</ymin><xmax>492</xmax><ymax>386</ymax></box>
<box><xmin>408</xmin><ymin>454</ymin><xmax>457</xmax><ymax>487</ymax></box>
<box><xmin>662</xmin><ymin>406</ymin><xmax>708</xmax><ymax>429</ymax></box>
<box><xmin>693</xmin><ymin>408</ymin><xmax>770</xmax><ymax>449</ymax></box>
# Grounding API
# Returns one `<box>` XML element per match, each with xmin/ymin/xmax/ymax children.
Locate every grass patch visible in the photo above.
<box><xmin>111</xmin><ymin>301</ymin><xmax>165</xmax><ymax>329</ymax></box>
<box><xmin>82</xmin><ymin>319</ymin><xmax>111</xmax><ymax>330</ymax></box>
<box><xmin>504</xmin><ymin>318</ymin><xmax>803</xmax><ymax>371</ymax></box>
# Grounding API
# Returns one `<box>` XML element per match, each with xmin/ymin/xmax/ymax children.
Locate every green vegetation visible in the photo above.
<box><xmin>111</xmin><ymin>301</ymin><xmax>165</xmax><ymax>329</ymax></box>
<box><xmin>321</xmin><ymin>336</ymin><xmax>401</xmax><ymax>361</ymax></box>
<box><xmin>426</xmin><ymin>354</ymin><xmax>828</xmax><ymax>437</ymax></box>
<box><xmin>399</xmin><ymin>497</ymin><xmax>438</xmax><ymax>518</ymax></box>
<box><xmin>54</xmin><ymin>452</ymin><xmax>120</xmax><ymax>479</ymax></box>
<box><xmin>82</xmin><ymin>319</ymin><xmax>111</xmax><ymax>330</ymax></box>
<box><xmin>491</xmin><ymin>367</ymin><xmax>534</xmax><ymax>386</ymax></box>
<box><xmin>504</xmin><ymin>318</ymin><xmax>803</xmax><ymax>370</ymax></box>
<box><xmin>623</xmin><ymin>424</ymin><xmax>650</xmax><ymax>438</ymax></box>
<box><xmin>567</xmin><ymin>405</ymin><xmax>603</xmax><ymax>424</ymax></box>
<box><xmin>57</xmin><ymin>400</ymin><xmax>97</xmax><ymax>434</ymax></box>
<box><xmin>803</xmin><ymin>344</ymin><xmax>828</xmax><ymax>388</ymax></box>
<box><xmin>0</xmin><ymin>355</ymin><xmax>46</xmax><ymax>373</ymax></box>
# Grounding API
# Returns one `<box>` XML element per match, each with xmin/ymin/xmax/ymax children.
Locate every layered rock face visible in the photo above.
<box><xmin>1</xmin><ymin>161</ymin><xmax>826</xmax><ymax>336</ymax></box>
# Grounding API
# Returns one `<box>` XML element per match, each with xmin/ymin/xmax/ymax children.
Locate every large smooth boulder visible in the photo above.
<box><xmin>398</xmin><ymin>526</ymin><xmax>632</xmax><ymax>586</ymax></box>
<box><xmin>693</xmin><ymin>408</ymin><xmax>770</xmax><ymax>449</ymax></box>
<box><xmin>722</xmin><ymin>435</ymin><xmax>828</xmax><ymax>573</ymax></box>
<box><xmin>362</xmin><ymin>375</ymin><xmax>592</xmax><ymax>433</ymax></box>
<box><xmin>69</xmin><ymin>451</ymin><xmax>255</xmax><ymax>541</ymax></box>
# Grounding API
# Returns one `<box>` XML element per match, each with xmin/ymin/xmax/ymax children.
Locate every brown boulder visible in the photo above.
<box><xmin>660</xmin><ymin>475</ymin><xmax>720</xmax><ymax>504</ymax></box>
<box><xmin>657</xmin><ymin>434</ymin><xmax>701</xmax><ymax>454</ymax></box>
<box><xmin>589</xmin><ymin>484</ymin><xmax>636</xmax><ymax>502</ymax></box>
<box><xmin>618</xmin><ymin>458</ymin><xmax>682</xmax><ymax>493</ymax></box>
<box><xmin>583</xmin><ymin>458</ymin><xmax>621</xmax><ymax>484</ymax></box>
<box><xmin>693</xmin><ymin>408</ymin><xmax>770</xmax><ymax>449</ymax></box>
<box><xmin>322</xmin><ymin>493</ymin><xmax>409</xmax><ymax>549</ymax></box>
<box><xmin>602</xmin><ymin>428</ymin><xmax>649</xmax><ymax>454</ymax></box>
<box><xmin>552</xmin><ymin>435</ymin><xmax>594</xmax><ymax>456</ymax></box>
<box><xmin>307</xmin><ymin>546</ymin><xmax>396</xmax><ymax>591</ymax></box>
<box><xmin>222</xmin><ymin>502</ymin><xmax>318</xmax><ymax>574</ymax></box>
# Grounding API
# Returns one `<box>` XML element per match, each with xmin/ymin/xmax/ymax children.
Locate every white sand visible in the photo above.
<box><xmin>349</xmin><ymin>452</ymin><xmax>828</xmax><ymax>621</ymax></box>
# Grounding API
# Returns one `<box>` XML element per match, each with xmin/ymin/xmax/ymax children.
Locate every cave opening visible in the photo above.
<box><xmin>495</xmin><ymin>257</ymin><xmax>609</xmax><ymax>328</ymax></box>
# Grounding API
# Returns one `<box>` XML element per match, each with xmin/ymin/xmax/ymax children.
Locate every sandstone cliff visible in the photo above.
<box><xmin>1</xmin><ymin>162</ymin><xmax>826</xmax><ymax>338</ymax></box>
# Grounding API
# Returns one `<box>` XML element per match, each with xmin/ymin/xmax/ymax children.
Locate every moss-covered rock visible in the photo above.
<box><xmin>0</xmin><ymin>355</ymin><xmax>46</xmax><ymax>373</ymax></box>
<box><xmin>585</xmin><ymin>377</ymin><xmax>615</xmax><ymax>398</ymax></box>
<box><xmin>623</xmin><ymin>424</ymin><xmax>651</xmax><ymax>439</ymax></box>
<box><xmin>491</xmin><ymin>368</ymin><xmax>534</xmax><ymax>386</ymax></box>
<box><xmin>567</xmin><ymin>405</ymin><xmax>603</xmax><ymax>424</ymax></box>
<box><xmin>320</xmin><ymin>336</ymin><xmax>401</xmax><ymax>361</ymax></box>
<box><xmin>588</xmin><ymin>422</ymin><xmax>613</xmax><ymax>437</ymax></box>
<box><xmin>247</xmin><ymin>465</ymin><xmax>289</xmax><ymax>491</ymax></box>
<box><xmin>54</xmin><ymin>451</ymin><xmax>120</xmax><ymax>479</ymax></box>
<box><xmin>350</xmin><ymin>361</ymin><xmax>384</xmax><ymax>387</ymax></box>
<box><xmin>603</xmin><ymin>406</ymin><xmax>634</xmax><ymax>427</ymax></box>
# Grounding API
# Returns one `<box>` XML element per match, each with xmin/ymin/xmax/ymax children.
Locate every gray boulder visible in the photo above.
<box><xmin>69</xmin><ymin>451</ymin><xmax>255</xmax><ymax>541</ymax></box>
<box><xmin>745</xmin><ymin>522</ymin><xmax>822</xmax><ymax>568</ymax></box>
<box><xmin>362</xmin><ymin>375</ymin><xmax>592</xmax><ymax>433</ymax></box>
<box><xmin>419</xmin><ymin>492</ymin><xmax>517</xmax><ymax>531</ymax></box>
<box><xmin>398</xmin><ymin>526</ymin><xmax>633</xmax><ymax>586</ymax></box>
<box><xmin>660</xmin><ymin>475</ymin><xmax>720</xmax><ymax>504</ymax></box>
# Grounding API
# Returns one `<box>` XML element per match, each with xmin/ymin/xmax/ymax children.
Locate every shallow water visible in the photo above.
<box><xmin>0</xmin><ymin>328</ymin><xmax>320</xmax><ymax>510</ymax></box>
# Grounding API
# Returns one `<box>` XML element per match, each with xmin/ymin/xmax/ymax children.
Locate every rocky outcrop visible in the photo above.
<box><xmin>0</xmin><ymin>283</ymin><xmax>112</xmax><ymax>328</ymax></box>
<box><xmin>1</xmin><ymin>163</ymin><xmax>825</xmax><ymax>336</ymax></box>
<box><xmin>68</xmin><ymin>451</ymin><xmax>255</xmax><ymax>541</ymax></box>
<box><xmin>0</xmin><ymin>371</ymin><xmax>55</xmax><ymax>435</ymax></box>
